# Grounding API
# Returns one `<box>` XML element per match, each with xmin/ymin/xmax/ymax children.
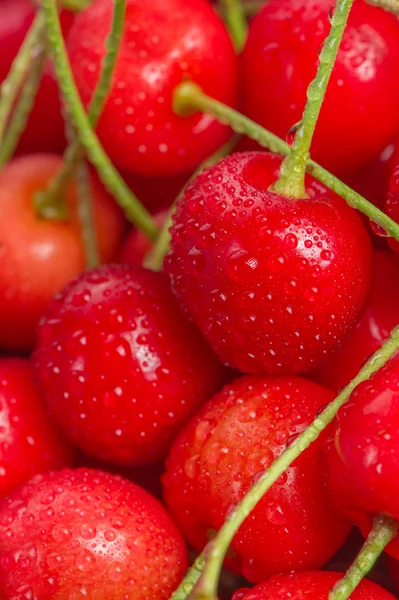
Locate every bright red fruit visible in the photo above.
<box><xmin>67</xmin><ymin>0</ymin><xmax>237</xmax><ymax>177</ymax></box>
<box><xmin>385</xmin><ymin>148</ymin><xmax>399</xmax><ymax>252</ymax></box>
<box><xmin>0</xmin><ymin>358</ymin><xmax>74</xmax><ymax>498</ymax></box>
<box><xmin>163</xmin><ymin>375</ymin><xmax>351</xmax><ymax>583</ymax></box>
<box><xmin>0</xmin><ymin>0</ymin><xmax>73</xmax><ymax>154</ymax></box>
<box><xmin>119</xmin><ymin>210</ymin><xmax>168</xmax><ymax>265</ymax></box>
<box><xmin>0</xmin><ymin>468</ymin><xmax>187</xmax><ymax>600</ymax></box>
<box><xmin>325</xmin><ymin>352</ymin><xmax>399</xmax><ymax>559</ymax></box>
<box><xmin>165</xmin><ymin>152</ymin><xmax>373</xmax><ymax>374</ymax></box>
<box><xmin>0</xmin><ymin>154</ymin><xmax>126</xmax><ymax>353</ymax></box>
<box><xmin>232</xmin><ymin>571</ymin><xmax>396</xmax><ymax>600</ymax></box>
<box><xmin>241</xmin><ymin>0</ymin><xmax>399</xmax><ymax>176</ymax></box>
<box><xmin>34</xmin><ymin>264</ymin><xmax>225</xmax><ymax>465</ymax></box>
<box><xmin>312</xmin><ymin>250</ymin><xmax>399</xmax><ymax>391</ymax></box>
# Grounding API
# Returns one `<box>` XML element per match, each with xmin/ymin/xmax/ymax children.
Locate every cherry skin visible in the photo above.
<box><xmin>0</xmin><ymin>0</ymin><xmax>73</xmax><ymax>154</ymax></box>
<box><xmin>241</xmin><ymin>0</ymin><xmax>399</xmax><ymax>176</ymax></box>
<box><xmin>324</xmin><ymin>352</ymin><xmax>399</xmax><ymax>560</ymax></box>
<box><xmin>33</xmin><ymin>263</ymin><xmax>225</xmax><ymax>465</ymax></box>
<box><xmin>0</xmin><ymin>357</ymin><xmax>74</xmax><ymax>498</ymax></box>
<box><xmin>67</xmin><ymin>0</ymin><xmax>237</xmax><ymax>177</ymax></box>
<box><xmin>0</xmin><ymin>155</ymin><xmax>126</xmax><ymax>353</ymax></box>
<box><xmin>385</xmin><ymin>148</ymin><xmax>399</xmax><ymax>252</ymax></box>
<box><xmin>163</xmin><ymin>375</ymin><xmax>351</xmax><ymax>583</ymax></box>
<box><xmin>119</xmin><ymin>210</ymin><xmax>168</xmax><ymax>265</ymax></box>
<box><xmin>232</xmin><ymin>571</ymin><xmax>396</xmax><ymax>600</ymax></box>
<box><xmin>312</xmin><ymin>250</ymin><xmax>399</xmax><ymax>392</ymax></box>
<box><xmin>0</xmin><ymin>468</ymin><xmax>187</xmax><ymax>600</ymax></box>
<box><xmin>121</xmin><ymin>170</ymin><xmax>191</xmax><ymax>214</ymax></box>
<box><xmin>165</xmin><ymin>151</ymin><xmax>373</xmax><ymax>375</ymax></box>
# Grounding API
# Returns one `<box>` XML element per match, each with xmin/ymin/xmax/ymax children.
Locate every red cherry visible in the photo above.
<box><xmin>165</xmin><ymin>151</ymin><xmax>373</xmax><ymax>374</ymax></box>
<box><xmin>241</xmin><ymin>0</ymin><xmax>399</xmax><ymax>176</ymax></box>
<box><xmin>0</xmin><ymin>468</ymin><xmax>187</xmax><ymax>600</ymax></box>
<box><xmin>67</xmin><ymin>0</ymin><xmax>237</xmax><ymax>177</ymax></box>
<box><xmin>312</xmin><ymin>250</ymin><xmax>399</xmax><ymax>392</ymax></box>
<box><xmin>0</xmin><ymin>358</ymin><xmax>74</xmax><ymax>498</ymax></box>
<box><xmin>324</xmin><ymin>352</ymin><xmax>399</xmax><ymax>560</ymax></box>
<box><xmin>163</xmin><ymin>375</ymin><xmax>351</xmax><ymax>583</ymax></box>
<box><xmin>232</xmin><ymin>571</ymin><xmax>396</xmax><ymax>600</ymax></box>
<box><xmin>0</xmin><ymin>0</ymin><xmax>73</xmax><ymax>155</ymax></box>
<box><xmin>119</xmin><ymin>210</ymin><xmax>168</xmax><ymax>265</ymax></box>
<box><xmin>385</xmin><ymin>149</ymin><xmax>399</xmax><ymax>252</ymax></box>
<box><xmin>0</xmin><ymin>155</ymin><xmax>126</xmax><ymax>353</ymax></box>
<box><xmin>33</xmin><ymin>264</ymin><xmax>225</xmax><ymax>465</ymax></box>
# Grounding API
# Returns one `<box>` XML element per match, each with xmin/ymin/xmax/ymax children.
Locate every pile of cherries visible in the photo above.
<box><xmin>1</xmin><ymin>0</ymin><xmax>399</xmax><ymax>598</ymax></box>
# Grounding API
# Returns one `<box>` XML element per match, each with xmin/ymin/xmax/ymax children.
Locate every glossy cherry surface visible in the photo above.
<box><xmin>163</xmin><ymin>375</ymin><xmax>351</xmax><ymax>582</ymax></box>
<box><xmin>34</xmin><ymin>264</ymin><xmax>225</xmax><ymax>465</ymax></box>
<box><xmin>385</xmin><ymin>148</ymin><xmax>399</xmax><ymax>252</ymax></box>
<box><xmin>0</xmin><ymin>155</ymin><xmax>125</xmax><ymax>353</ymax></box>
<box><xmin>232</xmin><ymin>571</ymin><xmax>396</xmax><ymax>600</ymax></box>
<box><xmin>165</xmin><ymin>151</ymin><xmax>373</xmax><ymax>374</ymax></box>
<box><xmin>241</xmin><ymin>0</ymin><xmax>399</xmax><ymax>176</ymax></box>
<box><xmin>0</xmin><ymin>357</ymin><xmax>74</xmax><ymax>498</ymax></box>
<box><xmin>0</xmin><ymin>468</ymin><xmax>187</xmax><ymax>600</ymax></box>
<box><xmin>312</xmin><ymin>250</ymin><xmax>399</xmax><ymax>391</ymax></box>
<box><xmin>325</xmin><ymin>351</ymin><xmax>399</xmax><ymax>559</ymax></box>
<box><xmin>67</xmin><ymin>0</ymin><xmax>237</xmax><ymax>177</ymax></box>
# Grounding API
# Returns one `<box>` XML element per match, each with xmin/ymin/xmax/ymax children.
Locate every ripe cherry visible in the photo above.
<box><xmin>67</xmin><ymin>0</ymin><xmax>237</xmax><ymax>177</ymax></box>
<box><xmin>312</xmin><ymin>250</ymin><xmax>399</xmax><ymax>392</ymax></box>
<box><xmin>163</xmin><ymin>375</ymin><xmax>351</xmax><ymax>583</ymax></box>
<box><xmin>119</xmin><ymin>210</ymin><xmax>168</xmax><ymax>266</ymax></box>
<box><xmin>232</xmin><ymin>571</ymin><xmax>396</xmax><ymax>600</ymax></box>
<box><xmin>0</xmin><ymin>468</ymin><xmax>187</xmax><ymax>600</ymax></box>
<box><xmin>385</xmin><ymin>148</ymin><xmax>399</xmax><ymax>252</ymax></box>
<box><xmin>241</xmin><ymin>0</ymin><xmax>399</xmax><ymax>176</ymax></box>
<box><xmin>33</xmin><ymin>263</ymin><xmax>225</xmax><ymax>465</ymax></box>
<box><xmin>0</xmin><ymin>0</ymin><xmax>73</xmax><ymax>155</ymax></box>
<box><xmin>324</xmin><ymin>351</ymin><xmax>399</xmax><ymax>560</ymax></box>
<box><xmin>0</xmin><ymin>154</ymin><xmax>126</xmax><ymax>353</ymax></box>
<box><xmin>0</xmin><ymin>357</ymin><xmax>74</xmax><ymax>498</ymax></box>
<box><xmin>165</xmin><ymin>151</ymin><xmax>373</xmax><ymax>375</ymax></box>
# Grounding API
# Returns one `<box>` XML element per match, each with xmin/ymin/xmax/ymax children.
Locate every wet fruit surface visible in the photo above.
<box><xmin>0</xmin><ymin>468</ymin><xmax>188</xmax><ymax>600</ymax></box>
<box><xmin>67</xmin><ymin>0</ymin><xmax>237</xmax><ymax>176</ymax></box>
<box><xmin>163</xmin><ymin>375</ymin><xmax>351</xmax><ymax>582</ymax></box>
<box><xmin>34</xmin><ymin>264</ymin><xmax>225</xmax><ymax>465</ymax></box>
<box><xmin>165</xmin><ymin>151</ymin><xmax>373</xmax><ymax>374</ymax></box>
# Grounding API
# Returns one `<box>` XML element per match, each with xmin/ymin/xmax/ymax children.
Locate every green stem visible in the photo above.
<box><xmin>0</xmin><ymin>45</ymin><xmax>46</xmax><ymax>167</ymax></box>
<box><xmin>220</xmin><ymin>0</ymin><xmax>248</xmax><ymax>52</ymax></box>
<box><xmin>329</xmin><ymin>516</ymin><xmax>398</xmax><ymax>600</ymax></box>
<box><xmin>171</xmin><ymin>326</ymin><xmax>399</xmax><ymax>600</ymax></box>
<box><xmin>0</xmin><ymin>11</ymin><xmax>46</xmax><ymax>148</ymax></box>
<box><xmin>367</xmin><ymin>0</ymin><xmax>399</xmax><ymax>14</ymax></box>
<box><xmin>40</xmin><ymin>0</ymin><xmax>157</xmax><ymax>240</ymax></box>
<box><xmin>37</xmin><ymin>0</ymin><xmax>126</xmax><ymax>219</ymax></box>
<box><xmin>75</xmin><ymin>159</ymin><xmax>99</xmax><ymax>268</ymax></box>
<box><xmin>173</xmin><ymin>82</ymin><xmax>399</xmax><ymax>242</ymax></box>
<box><xmin>273</xmin><ymin>0</ymin><xmax>354</xmax><ymax>198</ymax></box>
<box><xmin>61</xmin><ymin>0</ymin><xmax>92</xmax><ymax>10</ymax></box>
<box><xmin>144</xmin><ymin>135</ymin><xmax>239</xmax><ymax>271</ymax></box>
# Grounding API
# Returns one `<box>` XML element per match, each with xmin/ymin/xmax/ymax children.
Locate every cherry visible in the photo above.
<box><xmin>0</xmin><ymin>468</ymin><xmax>187</xmax><ymax>600</ymax></box>
<box><xmin>33</xmin><ymin>263</ymin><xmax>225</xmax><ymax>465</ymax></box>
<box><xmin>119</xmin><ymin>210</ymin><xmax>168</xmax><ymax>265</ymax></box>
<box><xmin>0</xmin><ymin>0</ymin><xmax>73</xmax><ymax>155</ymax></box>
<box><xmin>66</xmin><ymin>0</ymin><xmax>237</xmax><ymax>177</ymax></box>
<box><xmin>0</xmin><ymin>155</ymin><xmax>125</xmax><ymax>353</ymax></box>
<box><xmin>241</xmin><ymin>0</ymin><xmax>399</xmax><ymax>176</ymax></box>
<box><xmin>165</xmin><ymin>151</ymin><xmax>373</xmax><ymax>375</ymax></box>
<box><xmin>163</xmin><ymin>375</ymin><xmax>351</xmax><ymax>583</ymax></box>
<box><xmin>232</xmin><ymin>571</ymin><xmax>396</xmax><ymax>600</ymax></box>
<box><xmin>324</xmin><ymin>351</ymin><xmax>399</xmax><ymax>560</ymax></box>
<box><xmin>385</xmin><ymin>148</ymin><xmax>399</xmax><ymax>252</ymax></box>
<box><xmin>0</xmin><ymin>357</ymin><xmax>74</xmax><ymax>498</ymax></box>
<box><xmin>312</xmin><ymin>250</ymin><xmax>399</xmax><ymax>392</ymax></box>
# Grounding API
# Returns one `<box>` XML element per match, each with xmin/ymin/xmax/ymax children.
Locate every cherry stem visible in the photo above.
<box><xmin>367</xmin><ymin>0</ymin><xmax>399</xmax><ymax>14</ymax></box>
<box><xmin>61</xmin><ymin>0</ymin><xmax>91</xmax><ymax>10</ymax></box>
<box><xmin>217</xmin><ymin>0</ymin><xmax>266</xmax><ymax>17</ymax></box>
<box><xmin>40</xmin><ymin>0</ymin><xmax>158</xmax><ymax>240</ymax></box>
<box><xmin>329</xmin><ymin>516</ymin><xmax>398</xmax><ymax>600</ymax></box>
<box><xmin>75</xmin><ymin>158</ymin><xmax>99</xmax><ymax>268</ymax></box>
<box><xmin>273</xmin><ymin>0</ymin><xmax>354</xmax><ymax>198</ymax></box>
<box><xmin>36</xmin><ymin>0</ymin><xmax>126</xmax><ymax>220</ymax></box>
<box><xmin>170</xmin><ymin>326</ymin><xmax>399</xmax><ymax>600</ymax></box>
<box><xmin>0</xmin><ymin>41</ymin><xmax>46</xmax><ymax>168</ymax></box>
<box><xmin>173</xmin><ymin>82</ymin><xmax>399</xmax><ymax>242</ymax></box>
<box><xmin>219</xmin><ymin>0</ymin><xmax>248</xmax><ymax>52</ymax></box>
<box><xmin>144</xmin><ymin>135</ymin><xmax>239</xmax><ymax>272</ymax></box>
<box><xmin>0</xmin><ymin>11</ymin><xmax>46</xmax><ymax>149</ymax></box>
